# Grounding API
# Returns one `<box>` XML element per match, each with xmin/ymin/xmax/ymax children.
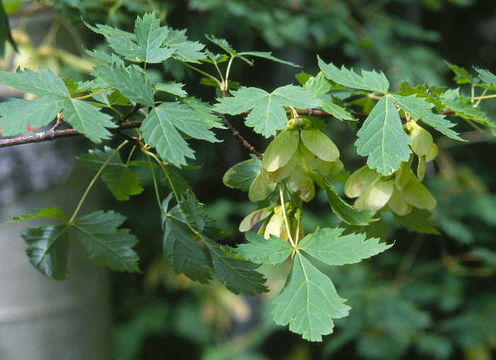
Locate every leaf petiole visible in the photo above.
<box><xmin>69</xmin><ymin>140</ymin><xmax>129</xmax><ymax>223</ymax></box>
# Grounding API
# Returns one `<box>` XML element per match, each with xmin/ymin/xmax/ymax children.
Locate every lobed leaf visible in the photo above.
<box><xmin>162</xmin><ymin>213</ymin><xmax>212</xmax><ymax>283</ymax></box>
<box><xmin>141</xmin><ymin>102</ymin><xmax>219</xmax><ymax>166</ymax></box>
<box><xmin>21</xmin><ymin>225</ymin><xmax>70</xmax><ymax>280</ymax></box>
<box><xmin>355</xmin><ymin>96</ymin><xmax>412</xmax><ymax>175</ymax></box>
<box><xmin>317</xmin><ymin>56</ymin><xmax>389</xmax><ymax>93</ymax></box>
<box><xmin>391</xmin><ymin>94</ymin><xmax>464</xmax><ymax>141</ymax></box>
<box><xmin>272</xmin><ymin>253</ymin><xmax>350</xmax><ymax>342</ymax></box>
<box><xmin>236</xmin><ymin>232</ymin><xmax>293</xmax><ymax>265</ymax></box>
<box><xmin>73</xmin><ymin>211</ymin><xmax>140</xmax><ymax>272</ymax></box>
<box><xmin>213</xmin><ymin>85</ymin><xmax>321</xmax><ymax>137</ymax></box>
<box><xmin>204</xmin><ymin>238</ymin><xmax>268</xmax><ymax>295</ymax></box>
<box><xmin>79</xmin><ymin>147</ymin><xmax>144</xmax><ymax>201</ymax></box>
<box><xmin>298</xmin><ymin>227</ymin><xmax>392</xmax><ymax>266</ymax></box>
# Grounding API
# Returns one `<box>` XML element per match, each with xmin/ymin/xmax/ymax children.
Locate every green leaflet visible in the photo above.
<box><xmin>298</xmin><ymin>227</ymin><xmax>392</xmax><ymax>266</ymax></box>
<box><xmin>237</xmin><ymin>51</ymin><xmax>300</xmax><ymax>67</ymax></box>
<box><xmin>62</xmin><ymin>98</ymin><xmax>116</xmax><ymax>143</ymax></box>
<box><xmin>79</xmin><ymin>147</ymin><xmax>144</xmax><ymax>201</ymax></box>
<box><xmin>141</xmin><ymin>102</ymin><xmax>219</xmax><ymax>166</ymax></box>
<box><xmin>0</xmin><ymin>96</ymin><xmax>62</xmax><ymax>136</ymax></box>
<box><xmin>92</xmin><ymin>62</ymin><xmax>155</xmax><ymax>107</ymax></box>
<box><xmin>155</xmin><ymin>82</ymin><xmax>187</xmax><ymax>97</ymax></box>
<box><xmin>355</xmin><ymin>95</ymin><xmax>412</xmax><ymax>175</ymax></box>
<box><xmin>163</xmin><ymin>28</ymin><xmax>205</xmax><ymax>63</ymax></box>
<box><xmin>205</xmin><ymin>35</ymin><xmax>298</xmax><ymax>67</ymax></box>
<box><xmin>445</xmin><ymin>62</ymin><xmax>475</xmax><ymax>85</ymax></box>
<box><xmin>301</xmin><ymin>72</ymin><xmax>355</xmax><ymax>121</ymax></box>
<box><xmin>317</xmin><ymin>56</ymin><xmax>390</xmax><ymax>93</ymax></box>
<box><xmin>0</xmin><ymin>68</ymin><xmax>69</xmax><ymax>97</ymax></box>
<box><xmin>236</xmin><ymin>232</ymin><xmax>293</xmax><ymax>265</ymax></box>
<box><xmin>21</xmin><ymin>225</ymin><xmax>70</xmax><ymax>280</ymax></box>
<box><xmin>73</xmin><ymin>211</ymin><xmax>140</xmax><ymax>273</ymax></box>
<box><xmin>182</xmin><ymin>97</ymin><xmax>226</xmax><ymax>130</ymax></box>
<box><xmin>223</xmin><ymin>156</ymin><xmax>262</xmax><ymax>191</ymax></box>
<box><xmin>14</xmin><ymin>208</ymin><xmax>139</xmax><ymax>277</ymax></box>
<box><xmin>0</xmin><ymin>69</ymin><xmax>120</xmax><ymax>141</ymax></box>
<box><xmin>320</xmin><ymin>99</ymin><xmax>355</xmax><ymax>121</ymax></box>
<box><xmin>87</xmin><ymin>13</ymin><xmax>204</xmax><ymax>63</ymax></box>
<box><xmin>132</xmin><ymin>13</ymin><xmax>174</xmax><ymax>63</ymax></box>
<box><xmin>213</xmin><ymin>85</ymin><xmax>321</xmax><ymax>137</ymax></box>
<box><xmin>324</xmin><ymin>181</ymin><xmax>376</xmax><ymax>226</ymax></box>
<box><xmin>271</xmin><ymin>252</ymin><xmax>350</xmax><ymax>342</ymax></box>
<box><xmin>4</xmin><ymin>207</ymin><xmax>68</xmax><ymax>224</ymax></box>
<box><xmin>440</xmin><ymin>89</ymin><xmax>496</xmax><ymax>128</ymax></box>
<box><xmin>204</xmin><ymin>238</ymin><xmax>268</xmax><ymax>295</ymax></box>
<box><xmin>475</xmin><ymin>67</ymin><xmax>496</xmax><ymax>88</ymax></box>
<box><xmin>390</xmin><ymin>94</ymin><xmax>464</xmax><ymax>141</ymax></box>
<box><xmin>161</xmin><ymin>195</ymin><xmax>267</xmax><ymax>294</ymax></box>
<box><xmin>162</xmin><ymin>212</ymin><xmax>213</xmax><ymax>283</ymax></box>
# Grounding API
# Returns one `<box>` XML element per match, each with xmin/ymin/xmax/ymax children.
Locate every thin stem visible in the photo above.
<box><xmin>142</xmin><ymin>149</ymin><xmax>180</xmax><ymax>202</ymax></box>
<box><xmin>182</xmin><ymin>62</ymin><xmax>222</xmax><ymax>87</ymax></box>
<box><xmin>69</xmin><ymin>140</ymin><xmax>128</xmax><ymax>223</ymax></box>
<box><xmin>146</xmin><ymin>152</ymin><xmax>167</xmax><ymax>216</ymax></box>
<box><xmin>470</xmin><ymin>93</ymin><xmax>496</xmax><ymax>101</ymax></box>
<box><xmin>73</xmin><ymin>87</ymin><xmax>113</xmax><ymax>100</ymax></box>
<box><xmin>474</xmin><ymin>89</ymin><xmax>488</xmax><ymax>107</ymax></box>
<box><xmin>212</xmin><ymin>61</ymin><xmax>225</xmax><ymax>83</ymax></box>
<box><xmin>279</xmin><ymin>186</ymin><xmax>295</xmax><ymax>247</ymax></box>
<box><xmin>224</xmin><ymin>55</ymin><xmax>236</xmax><ymax>93</ymax></box>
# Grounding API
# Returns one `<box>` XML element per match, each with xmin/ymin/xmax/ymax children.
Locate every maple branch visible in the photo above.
<box><xmin>0</xmin><ymin>121</ymin><xmax>142</xmax><ymax>148</ymax></box>
<box><xmin>216</xmin><ymin>112</ymin><xmax>263</xmax><ymax>159</ymax></box>
<box><xmin>0</xmin><ymin>108</ymin><xmax>457</xmax><ymax>149</ymax></box>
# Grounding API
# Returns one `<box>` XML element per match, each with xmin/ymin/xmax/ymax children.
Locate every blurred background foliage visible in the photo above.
<box><xmin>2</xmin><ymin>0</ymin><xmax>496</xmax><ymax>359</ymax></box>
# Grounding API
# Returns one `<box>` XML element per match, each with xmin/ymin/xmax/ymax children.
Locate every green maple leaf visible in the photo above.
<box><xmin>141</xmin><ymin>102</ymin><xmax>219</xmax><ymax>166</ymax></box>
<box><xmin>3</xmin><ymin>207</ymin><xmax>68</xmax><ymax>225</ymax></box>
<box><xmin>73</xmin><ymin>211</ymin><xmax>140</xmax><ymax>272</ymax></box>
<box><xmin>92</xmin><ymin>62</ymin><xmax>155</xmax><ymax>107</ymax></box>
<box><xmin>88</xmin><ymin>13</ymin><xmax>173</xmax><ymax>64</ymax></box>
<box><xmin>390</xmin><ymin>94</ymin><xmax>464</xmax><ymax>141</ymax></box>
<box><xmin>21</xmin><ymin>225</ymin><xmax>70</xmax><ymax>280</ymax></box>
<box><xmin>213</xmin><ymin>85</ymin><xmax>321</xmax><ymax>137</ymax></box>
<box><xmin>298</xmin><ymin>227</ymin><xmax>392</xmax><ymax>265</ymax></box>
<box><xmin>440</xmin><ymin>89</ymin><xmax>496</xmax><ymax>128</ymax></box>
<box><xmin>0</xmin><ymin>96</ymin><xmax>62</xmax><ymax>136</ymax></box>
<box><xmin>163</xmin><ymin>28</ymin><xmax>205</xmax><ymax>63</ymax></box>
<box><xmin>271</xmin><ymin>252</ymin><xmax>350</xmax><ymax>342</ymax></box>
<box><xmin>445</xmin><ymin>62</ymin><xmax>475</xmax><ymax>85</ymax></box>
<box><xmin>317</xmin><ymin>56</ymin><xmax>390</xmax><ymax>93</ymax></box>
<box><xmin>236</xmin><ymin>232</ymin><xmax>293</xmax><ymax>265</ymax></box>
<box><xmin>355</xmin><ymin>95</ymin><xmax>412</xmax><ymax>175</ymax></box>
<box><xmin>0</xmin><ymin>68</ymin><xmax>118</xmax><ymax>142</ymax></box>
<box><xmin>88</xmin><ymin>13</ymin><xmax>204</xmax><ymax>64</ymax></box>
<box><xmin>238</xmin><ymin>226</ymin><xmax>392</xmax><ymax>341</ymax></box>
<box><xmin>302</xmin><ymin>72</ymin><xmax>355</xmax><ymax>121</ymax></box>
<box><xmin>475</xmin><ymin>67</ymin><xmax>496</xmax><ymax>88</ymax></box>
<box><xmin>155</xmin><ymin>82</ymin><xmax>187</xmax><ymax>97</ymax></box>
<box><xmin>79</xmin><ymin>147</ymin><xmax>144</xmax><ymax>201</ymax></box>
<box><xmin>162</xmin><ymin>211</ymin><xmax>213</xmax><ymax>283</ymax></box>
<box><xmin>62</xmin><ymin>98</ymin><xmax>116</xmax><ymax>143</ymax></box>
<box><xmin>132</xmin><ymin>13</ymin><xmax>175</xmax><ymax>63</ymax></box>
<box><xmin>204</xmin><ymin>238</ymin><xmax>268</xmax><ymax>295</ymax></box>
<box><xmin>0</xmin><ymin>68</ymin><xmax>69</xmax><ymax>97</ymax></box>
